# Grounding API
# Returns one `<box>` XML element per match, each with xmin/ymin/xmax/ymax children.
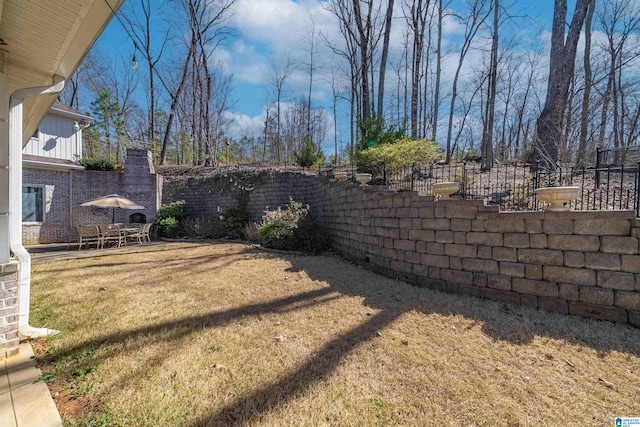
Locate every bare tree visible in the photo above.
<box><xmin>480</xmin><ymin>0</ymin><xmax>498</xmax><ymax>170</ymax></box>
<box><xmin>303</xmin><ymin>16</ymin><xmax>318</xmax><ymax>143</ymax></box>
<box><xmin>576</xmin><ymin>0</ymin><xmax>596</xmax><ymax>167</ymax></box>
<box><xmin>324</xmin><ymin>0</ymin><xmax>386</xmax><ymax>135</ymax></box>
<box><xmin>158</xmin><ymin>0</ymin><xmax>235</xmax><ymax>165</ymax></box>
<box><xmin>595</xmin><ymin>0</ymin><xmax>640</xmax><ymax>161</ymax></box>
<box><xmin>377</xmin><ymin>0</ymin><xmax>395</xmax><ymax>119</ymax></box>
<box><xmin>431</xmin><ymin>0</ymin><xmax>450</xmax><ymax>142</ymax></box>
<box><xmin>533</xmin><ymin>0</ymin><xmax>591</xmax><ymax>169</ymax></box>
<box><xmin>269</xmin><ymin>56</ymin><xmax>295</xmax><ymax>163</ymax></box>
<box><xmin>120</xmin><ymin>0</ymin><xmax>172</xmax><ymax>148</ymax></box>
<box><xmin>444</xmin><ymin>0</ymin><xmax>492</xmax><ymax>162</ymax></box>
<box><xmin>403</xmin><ymin>0</ymin><xmax>432</xmax><ymax>138</ymax></box>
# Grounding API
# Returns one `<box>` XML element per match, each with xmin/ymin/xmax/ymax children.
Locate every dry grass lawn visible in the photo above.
<box><xmin>30</xmin><ymin>241</ymin><xmax>640</xmax><ymax>426</ymax></box>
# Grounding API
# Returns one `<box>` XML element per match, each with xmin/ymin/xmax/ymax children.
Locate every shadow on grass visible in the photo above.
<box><xmin>31</xmin><ymin>243</ymin><xmax>263</xmax><ymax>274</ymax></box>
<box><xmin>37</xmin><ymin>287</ymin><xmax>336</xmax><ymax>365</ymax></box>
<box><xmin>189</xmin><ymin>253</ymin><xmax>640</xmax><ymax>426</ymax></box>
<box><xmin>284</xmin><ymin>255</ymin><xmax>640</xmax><ymax>354</ymax></box>
<box><xmin>33</xmin><ymin>244</ymin><xmax>640</xmax><ymax>426</ymax></box>
<box><xmin>194</xmin><ymin>311</ymin><xmax>400</xmax><ymax>427</ymax></box>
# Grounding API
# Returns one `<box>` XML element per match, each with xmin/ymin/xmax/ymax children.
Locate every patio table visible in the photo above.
<box><xmin>120</xmin><ymin>227</ymin><xmax>141</xmax><ymax>245</ymax></box>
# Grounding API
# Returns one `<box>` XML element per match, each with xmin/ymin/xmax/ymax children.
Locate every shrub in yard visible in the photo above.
<box><xmin>242</xmin><ymin>222</ymin><xmax>260</xmax><ymax>242</ymax></box>
<box><xmin>258</xmin><ymin>199</ymin><xmax>330</xmax><ymax>254</ymax></box>
<box><xmin>294</xmin><ymin>138</ymin><xmax>324</xmax><ymax>168</ymax></box>
<box><xmin>80</xmin><ymin>157</ymin><xmax>123</xmax><ymax>172</ymax></box>
<box><xmin>154</xmin><ymin>200</ymin><xmax>188</xmax><ymax>237</ymax></box>
<box><xmin>357</xmin><ymin>137</ymin><xmax>443</xmax><ymax>172</ymax></box>
<box><xmin>221</xmin><ymin>207</ymin><xmax>250</xmax><ymax>239</ymax></box>
<box><xmin>181</xmin><ymin>216</ymin><xmax>226</xmax><ymax>239</ymax></box>
<box><xmin>158</xmin><ymin>217</ymin><xmax>180</xmax><ymax>238</ymax></box>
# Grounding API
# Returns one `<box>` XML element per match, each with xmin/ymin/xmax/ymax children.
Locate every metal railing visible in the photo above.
<box><xmin>322</xmin><ymin>161</ymin><xmax>640</xmax><ymax>216</ymax></box>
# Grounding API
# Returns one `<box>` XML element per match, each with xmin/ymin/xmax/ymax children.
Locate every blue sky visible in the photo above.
<box><xmin>91</xmin><ymin>0</ymin><xmax>560</xmax><ymax>154</ymax></box>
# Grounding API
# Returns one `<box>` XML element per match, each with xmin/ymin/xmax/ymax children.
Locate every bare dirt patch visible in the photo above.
<box><xmin>30</xmin><ymin>242</ymin><xmax>640</xmax><ymax>426</ymax></box>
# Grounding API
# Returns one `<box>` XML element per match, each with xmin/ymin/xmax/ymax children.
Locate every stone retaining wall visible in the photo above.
<box><xmin>325</xmin><ymin>181</ymin><xmax>640</xmax><ymax>326</ymax></box>
<box><xmin>164</xmin><ymin>172</ymin><xmax>328</xmax><ymax>225</ymax></box>
<box><xmin>161</xmin><ymin>172</ymin><xmax>640</xmax><ymax>326</ymax></box>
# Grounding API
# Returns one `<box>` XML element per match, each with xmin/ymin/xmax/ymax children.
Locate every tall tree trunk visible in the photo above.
<box><xmin>431</xmin><ymin>0</ymin><xmax>443</xmax><ymax>142</ymax></box>
<box><xmin>377</xmin><ymin>0</ymin><xmax>394</xmax><ymax>118</ymax></box>
<box><xmin>445</xmin><ymin>0</ymin><xmax>491</xmax><ymax>162</ymax></box>
<box><xmin>353</xmin><ymin>0</ymin><xmax>372</xmax><ymax>124</ymax></box>
<box><xmin>160</xmin><ymin>44</ymin><xmax>193</xmax><ymax>165</ymax></box>
<box><xmin>409</xmin><ymin>0</ymin><xmax>429</xmax><ymax>139</ymax></box>
<box><xmin>481</xmin><ymin>0</ymin><xmax>498</xmax><ymax>171</ymax></box>
<box><xmin>577</xmin><ymin>0</ymin><xmax>595</xmax><ymax>167</ymax></box>
<box><xmin>534</xmin><ymin>0</ymin><xmax>591</xmax><ymax>169</ymax></box>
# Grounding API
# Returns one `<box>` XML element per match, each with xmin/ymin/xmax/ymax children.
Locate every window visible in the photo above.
<box><xmin>31</xmin><ymin>127</ymin><xmax>39</xmax><ymax>140</ymax></box>
<box><xmin>22</xmin><ymin>186</ymin><xmax>44</xmax><ymax>223</ymax></box>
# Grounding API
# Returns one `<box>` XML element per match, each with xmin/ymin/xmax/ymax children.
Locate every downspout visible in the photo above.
<box><xmin>10</xmin><ymin>76</ymin><xmax>65</xmax><ymax>338</ymax></box>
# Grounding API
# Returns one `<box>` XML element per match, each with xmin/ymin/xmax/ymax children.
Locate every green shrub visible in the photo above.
<box><xmin>154</xmin><ymin>200</ymin><xmax>188</xmax><ymax>237</ymax></box>
<box><xmin>258</xmin><ymin>199</ymin><xmax>330</xmax><ymax>254</ymax></box>
<box><xmin>221</xmin><ymin>208</ymin><xmax>250</xmax><ymax>238</ymax></box>
<box><xmin>294</xmin><ymin>138</ymin><xmax>323</xmax><ymax>168</ymax></box>
<box><xmin>357</xmin><ymin>137</ymin><xmax>443</xmax><ymax>172</ymax></box>
<box><xmin>156</xmin><ymin>200</ymin><xmax>188</xmax><ymax>221</ymax></box>
<box><xmin>356</xmin><ymin>116</ymin><xmax>406</xmax><ymax>153</ymax></box>
<box><xmin>80</xmin><ymin>158</ymin><xmax>123</xmax><ymax>172</ymax></box>
<box><xmin>158</xmin><ymin>217</ymin><xmax>180</xmax><ymax>238</ymax></box>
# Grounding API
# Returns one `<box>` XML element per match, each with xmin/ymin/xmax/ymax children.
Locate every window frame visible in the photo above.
<box><xmin>22</xmin><ymin>185</ymin><xmax>46</xmax><ymax>224</ymax></box>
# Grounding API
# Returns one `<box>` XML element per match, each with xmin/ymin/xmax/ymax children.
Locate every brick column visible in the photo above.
<box><xmin>0</xmin><ymin>261</ymin><xmax>19</xmax><ymax>359</ymax></box>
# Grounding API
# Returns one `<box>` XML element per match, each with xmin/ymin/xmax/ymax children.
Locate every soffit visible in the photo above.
<box><xmin>0</xmin><ymin>0</ymin><xmax>123</xmax><ymax>145</ymax></box>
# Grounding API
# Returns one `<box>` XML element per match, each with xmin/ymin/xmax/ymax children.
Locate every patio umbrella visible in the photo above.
<box><xmin>80</xmin><ymin>194</ymin><xmax>144</xmax><ymax>223</ymax></box>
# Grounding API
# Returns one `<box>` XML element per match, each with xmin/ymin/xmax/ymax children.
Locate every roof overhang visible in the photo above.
<box><xmin>0</xmin><ymin>0</ymin><xmax>124</xmax><ymax>146</ymax></box>
<box><xmin>22</xmin><ymin>154</ymin><xmax>85</xmax><ymax>171</ymax></box>
<box><xmin>51</xmin><ymin>102</ymin><xmax>93</xmax><ymax>124</ymax></box>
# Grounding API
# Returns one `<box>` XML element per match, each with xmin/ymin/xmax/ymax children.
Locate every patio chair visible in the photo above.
<box><xmin>99</xmin><ymin>224</ymin><xmax>124</xmax><ymax>248</ymax></box>
<box><xmin>76</xmin><ymin>225</ymin><xmax>101</xmax><ymax>250</ymax></box>
<box><xmin>66</xmin><ymin>226</ymin><xmax>79</xmax><ymax>249</ymax></box>
<box><xmin>138</xmin><ymin>223</ymin><xmax>152</xmax><ymax>244</ymax></box>
<box><xmin>122</xmin><ymin>224</ymin><xmax>142</xmax><ymax>245</ymax></box>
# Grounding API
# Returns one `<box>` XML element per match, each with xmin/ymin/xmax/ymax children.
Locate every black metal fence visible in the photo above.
<box><xmin>597</xmin><ymin>147</ymin><xmax>640</xmax><ymax>168</ymax></box>
<box><xmin>322</xmin><ymin>162</ymin><xmax>640</xmax><ymax>216</ymax></box>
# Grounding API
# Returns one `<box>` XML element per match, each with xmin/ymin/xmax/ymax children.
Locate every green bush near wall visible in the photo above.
<box><xmin>258</xmin><ymin>199</ymin><xmax>330</xmax><ymax>254</ymax></box>
<box><xmin>154</xmin><ymin>200</ymin><xmax>188</xmax><ymax>238</ymax></box>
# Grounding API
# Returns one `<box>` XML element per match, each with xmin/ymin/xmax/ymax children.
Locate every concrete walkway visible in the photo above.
<box><xmin>0</xmin><ymin>343</ymin><xmax>62</xmax><ymax>427</ymax></box>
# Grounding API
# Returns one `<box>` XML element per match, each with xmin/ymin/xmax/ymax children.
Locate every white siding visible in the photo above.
<box><xmin>22</xmin><ymin>114</ymin><xmax>82</xmax><ymax>161</ymax></box>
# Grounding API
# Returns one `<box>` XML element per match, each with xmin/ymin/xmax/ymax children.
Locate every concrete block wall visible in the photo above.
<box><xmin>163</xmin><ymin>172</ymin><xmax>328</xmax><ymax>224</ymax></box>
<box><xmin>0</xmin><ymin>261</ymin><xmax>19</xmax><ymax>359</ymax></box>
<box><xmin>246</xmin><ymin>173</ymin><xmax>328</xmax><ymax>224</ymax></box>
<box><xmin>324</xmin><ymin>181</ymin><xmax>640</xmax><ymax>327</ymax></box>
<box><xmin>161</xmin><ymin>171</ymin><xmax>640</xmax><ymax>327</ymax></box>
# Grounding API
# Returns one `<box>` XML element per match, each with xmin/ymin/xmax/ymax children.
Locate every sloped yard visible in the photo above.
<box><xmin>30</xmin><ymin>242</ymin><xmax>640</xmax><ymax>426</ymax></box>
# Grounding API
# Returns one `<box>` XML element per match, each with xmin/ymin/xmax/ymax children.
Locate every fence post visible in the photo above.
<box><xmin>382</xmin><ymin>161</ymin><xmax>387</xmax><ymax>186</ymax></box>
<box><xmin>411</xmin><ymin>162</ymin><xmax>415</xmax><ymax>192</ymax></box>
<box><xmin>596</xmin><ymin>148</ymin><xmax>602</xmax><ymax>187</ymax></box>
<box><xmin>462</xmin><ymin>162</ymin><xmax>467</xmax><ymax>198</ymax></box>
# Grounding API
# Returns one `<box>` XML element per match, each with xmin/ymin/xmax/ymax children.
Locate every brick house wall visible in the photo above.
<box><xmin>22</xmin><ymin>149</ymin><xmax>160</xmax><ymax>245</ymax></box>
